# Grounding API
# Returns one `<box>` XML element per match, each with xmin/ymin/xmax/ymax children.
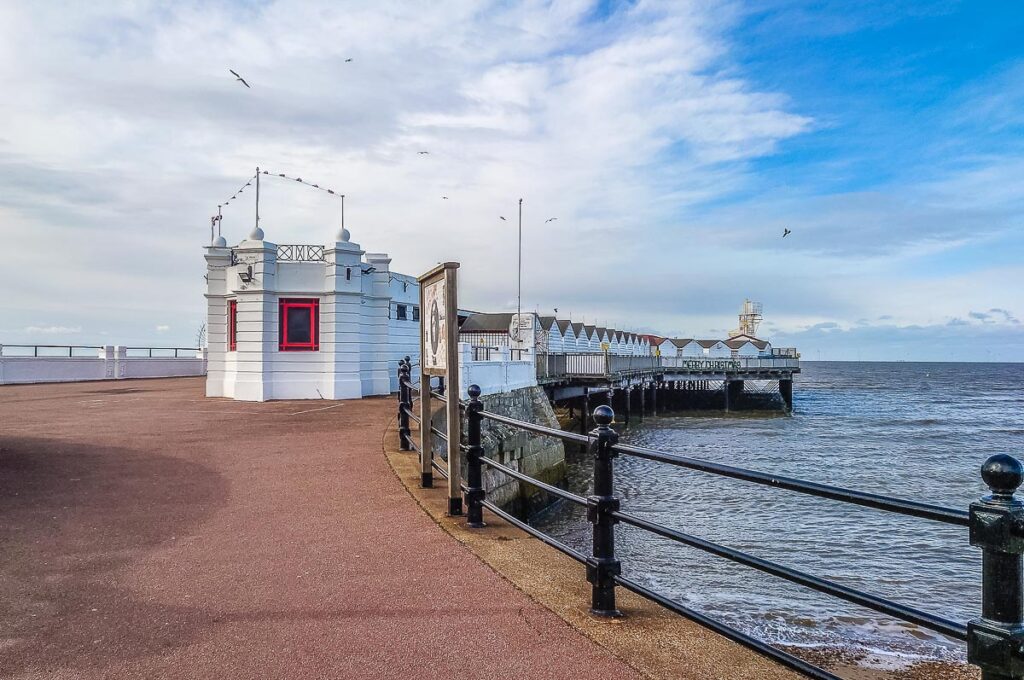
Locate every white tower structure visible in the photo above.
<box><xmin>729</xmin><ymin>299</ymin><xmax>763</xmax><ymax>339</ymax></box>
<box><xmin>204</xmin><ymin>225</ymin><xmax>420</xmax><ymax>401</ymax></box>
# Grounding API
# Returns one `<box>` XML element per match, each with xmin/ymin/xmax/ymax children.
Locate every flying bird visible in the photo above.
<box><xmin>441</xmin><ymin>196</ymin><xmax>449</xmax><ymax>200</ymax></box>
<box><xmin>545</xmin><ymin>217</ymin><xmax>558</xmax><ymax>223</ymax></box>
<box><xmin>783</xmin><ymin>228</ymin><xmax>791</xmax><ymax>238</ymax></box>
<box><xmin>499</xmin><ymin>216</ymin><xmax>506</xmax><ymax>221</ymax></box>
<box><xmin>418</xmin><ymin>151</ymin><xmax>430</xmax><ymax>155</ymax></box>
<box><xmin>229</xmin><ymin>69</ymin><xmax>250</xmax><ymax>88</ymax></box>
<box><xmin>345</xmin><ymin>58</ymin><xmax>353</xmax><ymax>62</ymax></box>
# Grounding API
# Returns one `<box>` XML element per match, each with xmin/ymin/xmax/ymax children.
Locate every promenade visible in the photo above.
<box><xmin>0</xmin><ymin>378</ymin><xmax>634</xmax><ymax>679</ymax></box>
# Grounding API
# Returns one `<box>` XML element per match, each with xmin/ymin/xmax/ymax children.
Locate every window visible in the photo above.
<box><xmin>228</xmin><ymin>300</ymin><xmax>238</xmax><ymax>351</ymax></box>
<box><xmin>412</xmin><ymin>306</ymin><xmax>420</xmax><ymax>322</ymax></box>
<box><xmin>396</xmin><ymin>304</ymin><xmax>407</xmax><ymax>320</ymax></box>
<box><xmin>279</xmin><ymin>298</ymin><xmax>320</xmax><ymax>351</ymax></box>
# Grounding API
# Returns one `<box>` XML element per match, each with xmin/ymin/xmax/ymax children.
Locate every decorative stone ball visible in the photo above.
<box><xmin>249</xmin><ymin>225</ymin><xmax>264</xmax><ymax>241</ymax></box>
<box><xmin>212</xmin><ymin>235</ymin><xmax>227</xmax><ymax>247</ymax></box>
<box><xmin>337</xmin><ymin>227</ymin><xmax>351</xmax><ymax>242</ymax></box>
<box><xmin>468</xmin><ymin>384</ymin><xmax>482</xmax><ymax>399</ymax></box>
<box><xmin>982</xmin><ymin>454</ymin><xmax>1024</xmax><ymax>497</ymax></box>
<box><xmin>593</xmin><ymin>404</ymin><xmax>615</xmax><ymax>426</ymax></box>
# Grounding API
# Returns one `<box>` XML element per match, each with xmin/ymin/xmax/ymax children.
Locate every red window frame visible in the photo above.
<box><xmin>228</xmin><ymin>300</ymin><xmax>238</xmax><ymax>351</ymax></box>
<box><xmin>279</xmin><ymin>298</ymin><xmax>320</xmax><ymax>351</ymax></box>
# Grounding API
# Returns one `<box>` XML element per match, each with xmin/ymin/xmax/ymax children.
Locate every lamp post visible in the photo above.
<box><xmin>517</xmin><ymin>197</ymin><xmax>522</xmax><ymax>340</ymax></box>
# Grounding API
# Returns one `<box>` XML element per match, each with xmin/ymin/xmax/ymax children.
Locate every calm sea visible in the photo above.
<box><xmin>535</xmin><ymin>361</ymin><xmax>1024</xmax><ymax>666</ymax></box>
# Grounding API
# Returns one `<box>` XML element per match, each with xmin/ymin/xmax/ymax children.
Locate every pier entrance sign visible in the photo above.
<box><xmin>422</xmin><ymin>277</ymin><xmax>446</xmax><ymax>370</ymax></box>
<box><xmin>417</xmin><ymin>262</ymin><xmax>463</xmax><ymax>515</ymax></box>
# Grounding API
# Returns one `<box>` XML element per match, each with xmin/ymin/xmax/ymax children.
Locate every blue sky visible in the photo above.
<box><xmin>0</xmin><ymin>0</ymin><xmax>1021</xmax><ymax>360</ymax></box>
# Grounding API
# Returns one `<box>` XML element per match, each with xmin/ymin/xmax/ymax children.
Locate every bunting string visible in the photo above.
<box><xmin>217</xmin><ymin>172</ymin><xmax>258</xmax><ymax>212</ymax></box>
<box><xmin>259</xmin><ymin>169</ymin><xmax>345</xmax><ymax>199</ymax></box>
<box><xmin>213</xmin><ymin>168</ymin><xmax>344</xmax><ymax>217</ymax></box>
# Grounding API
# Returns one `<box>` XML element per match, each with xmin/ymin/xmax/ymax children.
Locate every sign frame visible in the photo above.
<box><xmin>417</xmin><ymin>262</ymin><xmax>462</xmax><ymax>515</ymax></box>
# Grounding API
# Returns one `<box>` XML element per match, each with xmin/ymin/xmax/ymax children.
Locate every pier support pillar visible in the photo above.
<box><xmin>725</xmin><ymin>379</ymin><xmax>744</xmax><ymax>412</ymax></box>
<box><xmin>580</xmin><ymin>387</ymin><xmax>590</xmax><ymax>452</ymax></box>
<box><xmin>780</xmin><ymin>378</ymin><xmax>793</xmax><ymax>412</ymax></box>
<box><xmin>651</xmin><ymin>382</ymin><xmax>658</xmax><ymax>416</ymax></box>
<box><xmin>624</xmin><ymin>388</ymin><xmax>631</xmax><ymax>427</ymax></box>
<box><xmin>639</xmin><ymin>384</ymin><xmax>645</xmax><ymax>421</ymax></box>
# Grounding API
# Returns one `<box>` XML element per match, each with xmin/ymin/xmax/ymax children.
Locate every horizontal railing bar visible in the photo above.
<box><xmin>430</xmin><ymin>391</ymin><xmax>447</xmax><ymax>404</ymax></box>
<box><xmin>432</xmin><ymin>458</ymin><xmax>449</xmax><ymax>479</ymax></box>
<box><xmin>480</xmin><ymin>457</ymin><xmax>588</xmax><ymax>507</ymax></box>
<box><xmin>480</xmin><ymin>499</ymin><xmax>587</xmax><ymax>564</ymax></box>
<box><xmin>614</xmin><ymin>574</ymin><xmax>841</xmax><ymax>680</ymax></box>
<box><xmin>0</xmin><ymin>344</ymin><xmax>105</xmax><ymax>349</ymax></box>
<box><xmin>614</xmin><ymin>443</ymin><xmax>969</xmax><ymax>526</ymax></box>
<box><xmin>400</xmin><ymin>405</ymin><xmax>421</xmax><ymax>425</ymax></box>
<box><xmin>400</xmin><ymin>379</ymin><xmax>420</xmax><ymax>393</ymax></box>
<box><xmin>430</xmin><ymin>426</ymin><xmax>448</xmax><ymax>442</ymax></box>
<box><xmin>479</xmin><ymin>410</ymin><xmax>592</xmax><ymax>445</ymax></box>
<box><xmin>613</xmin><ymin>510</ymin><xmax>968</xmax><ymax>640</ymax></box>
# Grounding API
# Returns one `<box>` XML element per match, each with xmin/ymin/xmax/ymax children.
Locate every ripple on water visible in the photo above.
<box><xmin>536</xmin><ymin>361</ymin><xmax>1024</xmax><ymax>670</ymax></box>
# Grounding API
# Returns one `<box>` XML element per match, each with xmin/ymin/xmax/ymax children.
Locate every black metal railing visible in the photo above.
<box><xmin>0</xmin><ymin>344</ymin><xmax>104</xmax><ymax>357</ymax></box>
<box><xmin>0</xmin><ymin>345</ymin><xmax>200</xmax><ymax>358</ymax></box>
<box><xmin>393</xmin><ymin>363</ymin><xmax>1024</xmax><ymax>679</ymax></box>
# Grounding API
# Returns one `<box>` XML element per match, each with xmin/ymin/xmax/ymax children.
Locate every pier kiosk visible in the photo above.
<box><xmin>204</xmin><ymin>225</ymin><xmax>420</xmax><ymax>401</ymax></box>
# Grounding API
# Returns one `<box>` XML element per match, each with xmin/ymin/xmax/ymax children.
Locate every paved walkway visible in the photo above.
<box><xmin>0</xmin><ymin>378</ymin><xmax>637</xmax><ymax>679</ymax></box>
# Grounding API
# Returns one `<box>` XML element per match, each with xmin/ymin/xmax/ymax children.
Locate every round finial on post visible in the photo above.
<box><xmin>593</xmin><ymin>404</ymin><xmax>614</xmax><ymax>426</ymax></box>
<box><xmin>248</xmin><ymin>225</ymin><xmax>265</xmax><ymax>241</ymax></box>
<box><xmin>468</xmin><ymin>384</ymin><xmax>482</xmax><ymax>400</ymax></box>
<box><xmin>982</xmin><ymin>454</ymin><xmax>1024</xmax><ymax>500</ymax></box>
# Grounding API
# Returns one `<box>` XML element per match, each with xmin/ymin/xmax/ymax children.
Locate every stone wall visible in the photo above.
<box><xmin>479</xmin><ymin>386</ymin><xmax>567</xmax><ymax>517</ymax></box>
<box><xmin>431</xmin><ymin>385</ymin><xmax>567</xmax><ymax>519</ymax></box>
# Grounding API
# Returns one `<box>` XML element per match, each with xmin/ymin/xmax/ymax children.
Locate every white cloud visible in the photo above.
<box><xmin>22</xmin><ymin>325</ymin><xmax>82</xmax><ymax>335</ymax></box>
<box><xmin>156</xmin><ymin>325</ymin><xmax>170</xmax><ymax>332</ymax></box>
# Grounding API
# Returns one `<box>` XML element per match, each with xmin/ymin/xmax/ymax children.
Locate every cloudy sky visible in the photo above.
<box><xmin>1</xmin><ymin>0</ymin><xmax>1021</xmax><ymax>360</ymax></box>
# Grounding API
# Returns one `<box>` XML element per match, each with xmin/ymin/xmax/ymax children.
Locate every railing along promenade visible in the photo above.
<box><xmin>536</xmin><ymin>352</ymin><xmax>799</xmax><ymax>380</ymax></box>
<box><xmin>395</xmin><ymin>357</ymin><xmax>1024</xmax><ymax>680</ymax></box>
<box><xmin>0</xmin><ymin>344</ymin><xmax>201</xmax><ymax>358</ymax></box>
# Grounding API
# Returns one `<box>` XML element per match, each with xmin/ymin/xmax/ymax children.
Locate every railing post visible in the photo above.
<box><xmin>465</xmin><ymin>384</ymin><xmax>486</xmax><ymax>528</ymax></box>
<box><xmin>969</xmin><ymin>454</ymin><xmax>1024</xmax><ymax>680</ymax></box>
<box><xmin>587</xmin><ymin>404</ymin><xmax>621</xmax><ymax>617</ymax></box>
<box><xmin>398</xmin><ymin>359</ymin><xmax>411</xmax><ymax>451</ymax></box>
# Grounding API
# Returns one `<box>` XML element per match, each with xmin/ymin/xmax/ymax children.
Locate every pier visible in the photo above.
<box><xmin>535</xmin><ymin>353</ymin><xmax>800</xmax><ymax>419</ymax></box>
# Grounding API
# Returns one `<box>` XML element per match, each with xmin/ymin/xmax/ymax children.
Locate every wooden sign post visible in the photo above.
<box><xmin>417</xmin><ymin>262</ymin><xmax>462</xmax><ymax>515</ymax></box>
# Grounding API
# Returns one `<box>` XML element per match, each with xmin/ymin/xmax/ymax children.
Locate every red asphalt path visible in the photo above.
<box><xmin>0</xmin><ymin>378</ymin><xmax>637</xmax><ymax>679</ymax></box>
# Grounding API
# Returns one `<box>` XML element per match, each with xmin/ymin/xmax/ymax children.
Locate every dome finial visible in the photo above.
<box><xmin>982</xmin><ymin>454</ymin><xmax>1024</xmax><ymax>500</ymax></box>
<box><xmin>249</xmin><ymin>225</ymin><xmax>264</xmax><ymax>241</ymax></box>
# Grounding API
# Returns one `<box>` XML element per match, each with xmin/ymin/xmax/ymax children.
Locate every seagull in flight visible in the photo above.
<box><xmin>783</xmin><ymin>228</ymin><xmax>791</xmax><ymax>238</ymax></box>
<box><xmin>229</xmin><ymin>69</ymin><xmax>250</xmax><ymax>88</ymax></box>
<box><xmin>545</xmin><ymin>217</ymin><xmax>558</xmax><ymax>223</ymax></box>
<box><xmin>418</xmin><ymin>151</ymin><xmax>429</xmax><ymax>155</ymax></box>
<box><xmin>499</xmin><ymin>216</ymin><xmax>506</xmax><ymax>221</ymax></box>
<box><xmin>345</xmin><ymin>58</ymin><xmax>353</xmax><ymax>62</ymax></box>
<box><xmin>441</xmin><ymin>196</ymin><xmax>449</xmax><ymax>200</ymax></box>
